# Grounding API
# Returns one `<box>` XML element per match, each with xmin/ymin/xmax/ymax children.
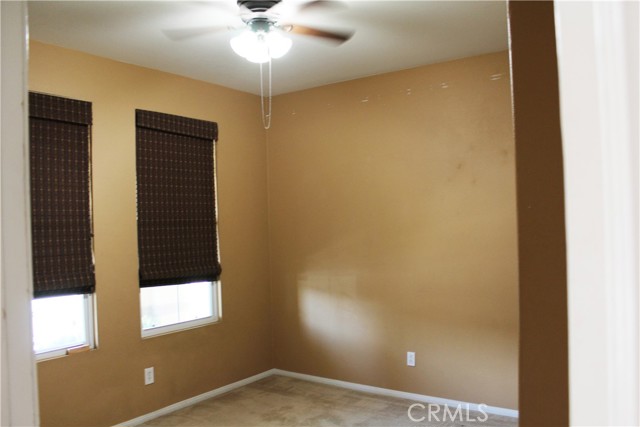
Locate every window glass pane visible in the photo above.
<box><xmin>141</xmin><ymin>281</ymin><xmax>214</xmax><ymax>331</ymax></box>
<box><xmin>32</xmin><ymin>294</ymin><xmax>88</xmax><ymax>354</ymax></box>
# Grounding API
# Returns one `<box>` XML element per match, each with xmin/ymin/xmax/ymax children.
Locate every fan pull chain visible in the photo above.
<box><xmin>259</xmin><ymin>57</ymin><xmax>272</xmax><ymax>130</ymax></box>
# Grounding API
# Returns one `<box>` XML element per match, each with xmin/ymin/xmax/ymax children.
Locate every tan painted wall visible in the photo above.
<box><xmin>29</xmin><ymin>41</ymin><xmax>272</xmax><ymax>427</ymax></box>
<box><xmin>30</xmin><ymin>41</ymin><xmax>521</xmax><ymax>423</ymax></box>
<box><xmin>267</xmin><ymin>52</ymin><xmax>519</xmax><ymax>409</ymax></box>
<box><xmin>508</xmin><ymin>1</ymin><xmax>569</xmax><ymax>425</ymax></box>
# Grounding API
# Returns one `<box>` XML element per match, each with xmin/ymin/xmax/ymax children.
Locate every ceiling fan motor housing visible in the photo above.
<box><xmin>238</xmin><ymin>0</ymin><xmax>282</xmax><ymax>13</ymax></box>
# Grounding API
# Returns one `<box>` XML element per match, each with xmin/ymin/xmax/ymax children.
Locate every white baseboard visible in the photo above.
<box><xmin>272</xmin><ymin>369</ymin><xmax>519</xmax><ymax>419</ymax></box>
<box><xmin>115</xmin><ymin>369</ymin><xmax>277</xmax><ymax>426</ymax></box>
<box><xmin>116</xmin><ymin>368</ymin><xmax>518</xmax><ymax>426</ymax></box>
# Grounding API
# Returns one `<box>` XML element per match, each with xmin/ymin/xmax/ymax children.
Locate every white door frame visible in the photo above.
<box><xmin>555</xmin><ymin>1</ymin><xmax>639</xmax><ymax>425</ymax></box>
<box><xmin>0</xmin><ymin>1</ymin><xmax>40</xmax><ymax>426</ymax></box>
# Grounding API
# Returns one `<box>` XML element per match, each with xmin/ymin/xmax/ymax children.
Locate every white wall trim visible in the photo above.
<box><xmin>117</xmin><ymin>368</ymin><xmax>518</xmax><ymax>426</ymax></box>
<box><xmin>115</xmin><ymin>370</ymin><xmax>278</xmax><ymax>426</ymax></box>
<box><xmin>1</xmin><ymin>2</ymin><xmax>40</xmax><ymax>426</ymax></box>
<box><xmin>273</xmin><ymin>369</ymin><xmax>519</xmax><ymax>419</ymax></box>
<box><xmin>555</xmin><ymin>1</ymin><xmax>639</xmax><ymax>426</ymax></box>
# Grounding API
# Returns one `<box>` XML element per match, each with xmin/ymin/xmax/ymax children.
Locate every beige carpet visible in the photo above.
<box><xmin>139</xmin><ymin>375</ymin><xmax>517</xmax><ymax>427</ymax></box>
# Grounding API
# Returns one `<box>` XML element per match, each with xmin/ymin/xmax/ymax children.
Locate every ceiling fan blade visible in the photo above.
<box><xmin>238</xmin><ymin>3</ymin><xmax>252</xmax><ymax>15</ymax></box>
<box><xmin>162</xmin><ymin>25</ymin><xmax>228</xmax><ymax>41</ymax></box>
<box><xmin>269</xmin><ymin>0</ymin><xmax>346</xmax><ymax>20</ymax></box>
<box><xmin>288</xmin><ymin>24</ymin><xmax>354</xmax><ymax>43</ymax></box>
<box><xmin>297</xmin><ymin>0</ymin><xmax>347</xmax><ymax>13</ymax></box>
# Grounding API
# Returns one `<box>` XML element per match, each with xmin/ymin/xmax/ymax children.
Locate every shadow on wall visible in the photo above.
<box><xmin>269</xmin><ymin>51</ymin><xmax>518</xmax><ymax>410</ymax></box>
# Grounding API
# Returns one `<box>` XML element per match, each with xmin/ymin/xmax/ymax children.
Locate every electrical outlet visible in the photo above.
<box><xmin>407</xmin><ymin>351</ymin><xmax>416</xmax><ymax>367</ymax></box>
<box><xmin>144</xmin><ymin>367</ymin><xmax>154</xmax><ymax>385</ymax></box>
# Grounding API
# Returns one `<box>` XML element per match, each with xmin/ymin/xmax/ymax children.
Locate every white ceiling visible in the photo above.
<box><xmin>27</xmin><ymin>0</ymin><xmax>509</xmax><ymax>95</ymax></box>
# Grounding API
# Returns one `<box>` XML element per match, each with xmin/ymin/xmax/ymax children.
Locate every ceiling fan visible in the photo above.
<box><xmin>163</xmin><ymin>0</ymin><xmax>354</xmax><ymax>63</ymax></box>
<box><xmin>164</xmin><ymin>0</ymin><xmax>354</xmax><ymax>129</ymax></box>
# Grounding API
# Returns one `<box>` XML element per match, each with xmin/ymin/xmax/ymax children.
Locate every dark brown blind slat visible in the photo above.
<box><xmin>29</xmin><ymin>92</ymin><xmax>92</xmax><ymax>125</ymax></box>
<box><xmin>136</xmin><ymin>110</ymin><xmax>217</xmax><ymax>141</ymax></box>
<box><xmin>29</xmin><ymin>92</ymin><xmax>95</xmax><ymax>298</ymax></box>
<box><xmin>135</xmin><ymin>110</ymin><xmax>221</xmax><ymax>288</ymax></box>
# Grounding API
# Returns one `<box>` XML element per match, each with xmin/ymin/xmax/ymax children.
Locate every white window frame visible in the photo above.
<box><xmin>141</xmin><ymin>280</ymin><xmax>221</xmax><ymax>339</ymax></box>
<box><xmin>33</xmin><ymin>293</ymin><xmax>97</xmax><ymax>361</ymax></box>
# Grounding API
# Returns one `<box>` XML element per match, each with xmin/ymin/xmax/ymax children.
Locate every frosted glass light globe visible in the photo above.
<box><xmin>230</xmin><ymin>28</ymin><xmax>291</xmax><ymax>64</ymax></box>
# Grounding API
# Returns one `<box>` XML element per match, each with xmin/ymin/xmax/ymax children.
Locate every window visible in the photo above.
<box><xmin>29</xmin><ymin>92</ymin><xmax>96</xmax><ymax>358</ymax></box>
<box><xmin>135</xmin><ymin>110</ymin><xmax>221</xmax><ymax>337</ymax></box>
<box><xmin>140</xmin><ymin>281</ymin><xmax>219</xmax><ymax>337</ymax></box>
<box><xmin>32</xmin><ymin>294</ymin><xmax>95</xmax><ymax>356</ymax></box>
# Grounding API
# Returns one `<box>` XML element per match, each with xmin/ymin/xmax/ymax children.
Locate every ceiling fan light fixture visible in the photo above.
<box><xmin>230</xmin><ymin>25</ymin><xmax>291</xmax><ymax>63</ymax></box>
<box><xmin>265</xmin><ymin>31</ymin><xmax>292</xmax><ymax>59</ymax></box>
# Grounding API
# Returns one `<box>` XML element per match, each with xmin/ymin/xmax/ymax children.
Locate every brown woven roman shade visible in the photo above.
<box><xmin>29</xmin><ymin>92</ymin><xmax>95</xmax><ymax>298</ymax></box>
<box><xmin>135</xmin><ymin>110</ymin><xmax>221</xmax><ymax>288</ymax></box>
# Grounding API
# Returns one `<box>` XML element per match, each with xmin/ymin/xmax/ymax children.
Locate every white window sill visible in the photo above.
<box><xmin>141</xmin><ymin>315</ymin><xmax>220</xmax><ymax>339</ymax></box>
<box><xmin>35</xmin><ymin>345</ymin><xmax>94</xmax><ymax>362</ymax></box>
